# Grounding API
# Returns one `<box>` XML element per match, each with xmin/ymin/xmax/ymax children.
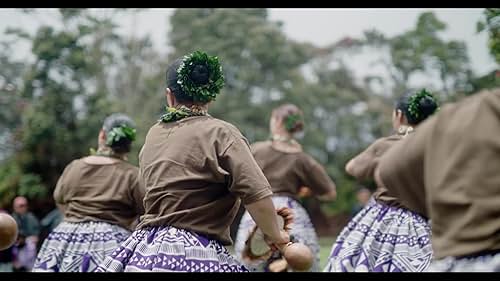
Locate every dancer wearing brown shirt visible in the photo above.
<box><xmin>325</xmin><ymin>89</ymin><xmax>439</xmax><ymax>272</ymax></box>
<box><xmin>97</xmin><ymin>51</ymin><xmax>290</xmax><ymax>272</ymax></box>
<box><xmin>234</xmin><ymin>104</ymin><xmax>337</xmax><ymax>272</ymax></box>
<box><xmin>376</xmin><ymin>88</ymin><xmax>500</xmax><ymax>272</ymax></box>
<box><xmin>33</xmin><ymin>114</ymin><xmax>144</xmax><ymax>272</ymax></box>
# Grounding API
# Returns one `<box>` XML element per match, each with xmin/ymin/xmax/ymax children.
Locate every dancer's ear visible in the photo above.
<box><xmin>166</xmin><ymin>88</ymin><xmax>176</xmax><ymax>107</ymax></box>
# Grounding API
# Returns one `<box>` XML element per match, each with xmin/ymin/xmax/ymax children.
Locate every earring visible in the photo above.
<box><xmin>397</xmin><ymin>125</ymin><xmax>414</xmax><ymax>136</ymax></box>
<box><xmin>404</xmin><ymin>126</ymin><xmax>414</xmax><ymax>136</ymax></box>
<box><xmin>397</xmin><ymin>126</ymin><xmax>408</xmax><ymax>134</ymax></box>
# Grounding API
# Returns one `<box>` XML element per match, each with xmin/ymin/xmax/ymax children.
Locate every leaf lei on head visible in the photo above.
<box><xmin>105</xmin><ymin>124</ymin><xmax>136</xmax><ymax>147</ymax></box>
<box><xmin>176</xmin><ymin>51</ymin><xmax>225</xmax><ymax>103</ymax></box>
<box><xmin>159</xmin><ymin>105</ymin><xmax>207</xmax><ymax>123</ymax></box>
<box><xmin>407</xmin><ymin>88</ymin><xmax>439</xmax><ymax>120</ymax></box>
<box><xmin>284</xmin><ymin>113</ymin><xmax>303</xmax><ymax>132</ymax></box>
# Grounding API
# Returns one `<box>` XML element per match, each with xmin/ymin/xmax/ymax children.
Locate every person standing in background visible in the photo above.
<box><xmin>10</xmin><ymin>196</ymin><xmax>40</xmax><ymax>272</ymax></box>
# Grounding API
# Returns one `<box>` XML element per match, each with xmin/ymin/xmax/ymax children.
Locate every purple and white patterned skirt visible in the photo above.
<box><xmin>95</xmin><ymin>225</ymin><xmax>248</xmax><ymax>272</ymax></box>
<box><xmin>32</xmin><ymin>221</ymin><xmax>130</xmax><ymax>272</ymax></box>
<box><xmin>324</xmin><ymin>198</ymin><xmax>433</xmax><ymax>272</ymax></box>
<box><xmin>234</xmin><ymin>196</ymin><xmax>320</xmax><ymax>272</ymax></box>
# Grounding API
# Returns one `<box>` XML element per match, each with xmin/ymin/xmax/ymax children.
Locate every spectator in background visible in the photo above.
<box><xmin>10</xmin><ymin>196</ymin><xmax>40</xmax><ymax>272</ymax></box>
<box><xmin>351</xmin><ymin>187</ymin><xmax>372</xmax><ymax>217</ymax></box>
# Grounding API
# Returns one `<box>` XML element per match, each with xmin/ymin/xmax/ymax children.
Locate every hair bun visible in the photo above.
<box><xmin>418</xmin><ymin>95</ymin><xmax>438</xmax><ymax>118</ymax></box>
<box><xmin>103</xmin><ymin>113</ymin><xmax>136</xmax><ymax>154</ymax></box>
<box><xmin>189</xmin><ymin>64</ymin><xmax>210</xmax><ymax>85</ymax></box>
<box><xmin>419</xmin><ymin>95</ymin><xmax>436</xmax><ymax>108</ymax></box>
<box><xmin>175</xmin><ymin>51</ymin><xmax>225</xmax><ymax>103</ymax></box>
<box><xmin>406</xmin><ymin>89</ymin><xmax>439</xmax><ymax>124</ymax></box>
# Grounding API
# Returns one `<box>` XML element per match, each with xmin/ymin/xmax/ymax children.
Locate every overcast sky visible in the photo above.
<box><xmin>0</xmin><ymin>8</ymin><xmax>497</xmax><ymax>76</ymax></box>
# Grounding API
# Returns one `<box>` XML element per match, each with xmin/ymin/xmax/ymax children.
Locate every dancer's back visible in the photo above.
<box><xmin>55</xmin><ymin>158</ymin><xmax>141</xmax><ymax>230</ymax></box>
<box><xmin>138</xmin><ymin>115</ymin><xmax>269</xmax><ymax>245</ymax></box>
<box><xmin>251</xmin><ymin>140</ymin><xmax>333</xmax><ymax>200</ymax></box>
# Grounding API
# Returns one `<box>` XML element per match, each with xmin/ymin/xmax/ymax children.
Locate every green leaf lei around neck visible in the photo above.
<box><xmin>159</xmin><ymin>105</ymin><xmax>208</xmax><ymax>123</ymax></box>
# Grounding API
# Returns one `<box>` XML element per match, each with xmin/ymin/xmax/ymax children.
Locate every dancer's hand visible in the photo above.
<box><xmin>276</xmin><ymin>207</ymin><xmax>294</xmax><ymax>230</ymax></box>
<box><xmin>268</xmin><ymin>258</ymin><xmax>288</xmax><ymax>272</ymax></box>
<box><xmin>266</xmin><ymin>230</ymin><xmax>291</xmax><ymax>252</ymax></box>
<box><xmin>267</xmin><ymin>207</ymin><xmax>293</xmax><ymax>251</ymax></box>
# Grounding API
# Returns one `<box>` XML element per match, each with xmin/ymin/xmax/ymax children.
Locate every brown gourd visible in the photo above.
<box><xmin>0</xmin><ymin>213</ymin><xmax>18</xmax><ymax>250</ymax></box>
<box><xmin>282</xmin><ymin>242</ymin><xmax>313</xmax><ymax>271</ymax></box>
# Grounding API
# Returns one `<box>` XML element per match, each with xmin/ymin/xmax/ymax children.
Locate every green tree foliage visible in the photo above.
<box><xmin>467</xmin><ymin>69</ymin><xmax>500</xmax><ymax>95</ymax></box>
<box><xmin>111</xmin><ymin>35</ymin><xmax>167</xmax><ymax>163</ymax></box>
<box><xmin>362</xmin><ymin>12</ymin><xmax>472</xmax><ymax>100</ymax></box>
<box><xmin>0</xmin><ymin>41</ymin><xmax>26</xmax><ymax>159</ymax></box>
<box><xmin>470</xmin><ymin>9</ymin><xmax>500</xmax><ymax>95</ymax></box>
<box><xmin>477</xmin><ymin>8</ymin><xmax>500</xmax><ymax>65</ymax></box>
<box><xmin>0</xmin><ymin>9</ymin><xmax>122</xmax><ymax>208</ymax></box>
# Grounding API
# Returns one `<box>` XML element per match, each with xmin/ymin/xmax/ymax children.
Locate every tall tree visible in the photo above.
<box><xmin>469</xmin><ymin>8</ymin><xmax>500</xmax><ymax>95</ymax></box>
<box><xmin>0</xmin><ymin>41</ymin><xmax>27</xmax><ymax>161</ymax></box>
<box><xmin>359</xmin><ymin>12</ymin><xmax>472</xmax><ymax>100</ymax></box>
<box><xmin>0</xmin><ymin>9</ymin><xmax>124</xmax><ymax>209</ymax></box>
<box><xmin>111</xmin><ymin>35</ymin><xmax>168</xmax><ymax>163</ymax></box>
<box><xmin>477</xmin><ymin>8</ymin><xmax>500</xmax><ymax>65</ymax></box>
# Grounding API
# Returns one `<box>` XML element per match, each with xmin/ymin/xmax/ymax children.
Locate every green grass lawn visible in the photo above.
<box><xmin>318</xmin><ymin>236</ymin><xmax>335</xmax><ymax>270</ymax></box>
<box><xmin>227</xmin><ymin>236</ymin><xmax>337</xmax><ymax>270</ymax></box>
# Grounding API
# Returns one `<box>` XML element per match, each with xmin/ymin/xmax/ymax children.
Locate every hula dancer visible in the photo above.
<box><xmin>234</xmin><ymin>104</ymin><xmax>337</xmax><ymax>272</ymax></box>
<box><xmin>375</xmin><ymin>88</ymin><xmax>500</xmax><ymax>272</ymax></box>
<box><xmin>324</xmin><ymin>89</ymin><xmax>439</xmax><ymax>272</ymax></box>
<box><xmin>96</xmin><ymin>51</ymin><xmax>290</xmax><ymax>272</ymax></box>
<box><xmin>32</xmin><ymin>114</ymin><xmax>144</xmax><ymax>272</ymax></box>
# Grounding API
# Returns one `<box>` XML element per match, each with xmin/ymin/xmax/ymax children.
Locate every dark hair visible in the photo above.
<box><xmin>395</xmin><ymin>89</ymin><xmax>439</xmax><ymax>125</ymax></box>
<box><xmin>102</xmin><ymin>113</ymin><xmax>136</xmax><ymax>154</ymax></box>
<box><xmin>166</xmin><ymin>59</ymin><xmax>195</xmax><ymax>103</ymax></box>
<box><xmin>271</xmin><ymin>104</ymin><xmax>305</xmax><ymax>133</ymax></box>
